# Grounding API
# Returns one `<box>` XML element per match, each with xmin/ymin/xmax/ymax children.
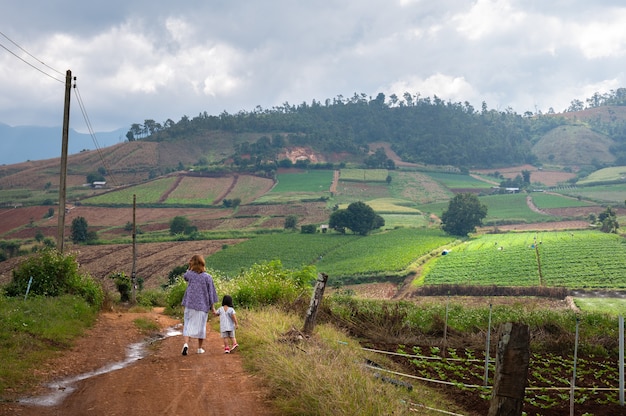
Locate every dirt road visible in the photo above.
<box><xmin>0</xmin><ymin>309</ymin><xmax>277</xmax><ymax>416</ymax></box>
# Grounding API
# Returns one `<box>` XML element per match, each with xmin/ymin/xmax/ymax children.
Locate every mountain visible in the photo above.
<box><xmin>0</xmin><ymin>123</ymin><xmax>127</xmax><ymax>165</ymax></box>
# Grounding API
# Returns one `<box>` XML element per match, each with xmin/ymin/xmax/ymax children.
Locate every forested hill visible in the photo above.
<box><xmin>126</xmin><ymin>91</ymin><xmax>626</xmax><ymax>169</ymax></box>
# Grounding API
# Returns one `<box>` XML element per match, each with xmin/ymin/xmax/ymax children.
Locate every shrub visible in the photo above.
<box><xmin>136</xmin><ymin>289</ymin><xmax>167</xmax><ymax>307</ymax></box>
<box><xmin>109</xmin><ymin>272</ymin><xmax>132</xmax><ymax>302</ymax></box>
<box><xmin>4</xmin><ymin>248</ymin><xmax>103</xmax><ymax>307</ymax></box>
<box><xmin>166</xmin><ymin>264</ymin><xmax>187</xmax><ymax>286</ymax></box>
<box><xmin>165</xmin><ymin>276</ymin><xmax>188</xmax><ymax>313</ymax></box>
<box><xmin>221</xmin><ymin>260</ymin><xmax>315</xmax><ymax>308</ymax></box>
<box><xmin>300</xmin><ymin>224</ymin><xmax>317</xmax><ymax>234</ymax></box>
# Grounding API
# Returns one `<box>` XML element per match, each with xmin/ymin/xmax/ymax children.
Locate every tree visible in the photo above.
<box><xmin>328</xmin><ymin>201</ymin><xmax>384</xmax><ymax>235</ymax></box>
<box><xmin>71</xmin><ymin>216</ymin><xmax>89</xmax><ymax>243</ymax></box>
<box><xmin>598</xmin><ymin>206</ymin><xmax>619</xmax><ymax>233</ymax></box>
<box><xmin>441</xmin><ymin>193</ymin><xmax>488</xmax><ymax>236</ymax></box>
<box><xmin>170</xmin><ymin>216</ymin><xmax>191</xmax><ymax>235</ymax></box>
<box><xmin>284</xmin><ymin>215</ymin><xmax>298</xmax><ymax>230</ymax></box>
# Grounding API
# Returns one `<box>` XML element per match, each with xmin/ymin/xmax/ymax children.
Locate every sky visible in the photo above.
<box><xmin>2</xmin><ymin>0</ymin><xmax>626</xmax><ymax>135</ymax></box>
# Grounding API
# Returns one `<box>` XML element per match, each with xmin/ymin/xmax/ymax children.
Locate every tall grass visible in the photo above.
<box><xmin>237</xmin><ymin>307</ymin><xmax>462</xmax><ymax>415</ymax></box>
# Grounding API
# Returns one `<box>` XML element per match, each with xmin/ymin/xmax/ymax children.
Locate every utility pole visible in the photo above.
<box><xmin>131</xmin><ymin>194</ymin><xmax>137</xmax><ymax>304</ymax></box>
<box><xmin>56</xmin><ymin>69</ymin><xmax>72</xmax><ymax>253</ymax></box>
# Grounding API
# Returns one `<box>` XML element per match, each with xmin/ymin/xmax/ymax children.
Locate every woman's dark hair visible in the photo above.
<box><xmin>222</xmin><ymin>295</ymin><xmax>234</xmax><ymax>307</ymax></box>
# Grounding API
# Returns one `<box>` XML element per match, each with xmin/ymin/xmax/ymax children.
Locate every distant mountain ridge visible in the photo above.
<box><xmin>0</xmin><ymin>123</ymin><xmax>127</xmax><ymax>165</ymax></box>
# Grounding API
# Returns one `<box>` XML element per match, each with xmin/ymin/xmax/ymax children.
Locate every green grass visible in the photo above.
<box><xmin>0</xmin><ymin>295</ymin><xmax>98</xmax><ymax>396</ymax></box>
<box><xmin>574</xmin><ymin>298</ymin><xmax>626</xmax><ymax>316</ymax></box>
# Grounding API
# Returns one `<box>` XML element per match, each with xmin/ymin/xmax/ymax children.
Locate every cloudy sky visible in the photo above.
<box><xmin>2</xmin><ymin>0</ymin><xmax>626</xmax><ymax>135</ymax></box>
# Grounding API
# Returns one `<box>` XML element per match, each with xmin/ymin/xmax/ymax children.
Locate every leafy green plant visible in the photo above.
<box><xmin>4</xmin><ymin>248</ymin><xmax>103</xmax><ymax>307</ymax></box>
<box><xmin>109</xmin><ymin>272</ymin><xmax>132</xmax><ymax>302</ymax></box>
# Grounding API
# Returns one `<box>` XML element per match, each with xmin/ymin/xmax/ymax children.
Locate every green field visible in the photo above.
<box><xmin>577</xmin><ymin>166</ymin><xmax>626</xmax><ymax>185</ymax></box>
<box><xmin>424</xmin><ymin>172</ymin><xmax>493</xmax><ymax>189</ymax></box>
<box><xmin>480</xmin><ymin>193</ymin><xmax>560</xmax><ymax>223</ymax></box>
<box><xmin>530</xmin><ymin>192</ymin><xmax>595</xmax><ymax>209</ymax></box>
<box><xmin>418</xmin><ymin>193</ymin><xmax>562</xmax><ymax>225</ymax></box>
<box><xmin>83</xmin><ymin>177</ymin><xmax>177</xmax><ymax>205</ymax></box>
<box><xmin>207</xmin><ymin>228</ymin><xmax>454</xmax><ymax>283</ymax></box>
<box><xmin>421</xmin><ymin>230</ymin><xmax>626</xmax><ymax>289</ymax></box>
<box><xmin>554</xmin><ymin>183</ymin><xmax>626</xmax><ymax>205</ymax></box>
<box><xmin>270</xmin><ymin>170</ymin><xmax>334</xmax><ymax>192</ymax></box>
<box><xmin>340</xmin><ymin>169</ymin><xmax>389</xmax><ymax>182</ymax></box>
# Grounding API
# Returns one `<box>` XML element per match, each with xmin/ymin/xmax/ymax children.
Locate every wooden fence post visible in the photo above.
<box><xmin>488</xmin><ymin>322</ymin><xmax>530</xmax><ymax>416</ymax></box>
<box><xmin>302</xmin><ymin>273</ymin><xmax>329</xmax><ymax>335</ymax></box>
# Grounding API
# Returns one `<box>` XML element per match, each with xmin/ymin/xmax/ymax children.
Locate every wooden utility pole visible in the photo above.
<box><xmin>56</xmin><ymin>69</ymin><xmax>72</xmax><ymax>253</ymax></box>
<box><xmin>488</xmin><ymin>322</ymin><xmax>531</xmax><ymax>416</ymax></box>
<box><xmin>302</xmin><ymin>272</ymin><xmax>329</xmax><ymax>335</ymax></box>
<box><xmin>131</xmin><ymin>194</ymin><xmax>137</xmax><ymax>304</ymax></box>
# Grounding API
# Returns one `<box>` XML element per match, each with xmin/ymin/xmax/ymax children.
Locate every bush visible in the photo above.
<box><xmin>109</xmin><ymin>272</ymin><xmax>132</xmax><ymax>302</ymax></box>
<box><xmin>136</xmin><ymin>289</ymin><xmax>167</xmax><ymax>307</ymax></box>
<box><xmin>4</xmin><ymin>248</ymin><xmax>103</xmax><ymax>307</ymax></box>
<box><xmin>167</xmin><ymin>264</ymin><xmax>188</xmax><ymax>286</ymax></box>
<box><xmin>165</xmin><ymin>276</ymin><xmax>188</xmax><ymax>313</ymax></box>
<box><xmin>300</xmin><ymin>224</ymin><xmax>317</xmax><ymax>234</ymax></box>
<box><xmin>220</xmin><ymin>260</ymin><xmax>315</xmax><ymax>308</ymax></box>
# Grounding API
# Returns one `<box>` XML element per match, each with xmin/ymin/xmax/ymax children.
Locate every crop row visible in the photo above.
<box><xmin>402</xmin><ymin>346</ymin><xmax>622</xmax><ymax>410</ymax></box>
<box><xmin>206</xmin><ymin>228</ymin><xmax>454</xmax><ymax>282</ymax></box>
<box><xmin>423</xmin><ymin>230</ymin><xmax>626</xmax><ymax>288</ymax></box>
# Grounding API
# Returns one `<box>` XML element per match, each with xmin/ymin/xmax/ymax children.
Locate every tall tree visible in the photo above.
<box><xmin>70</xmin><ymin>216</ymin><xmax>89</xmax><ymax>243</ymax></box>
<box><xmin>441</xmin><ymin>193</ymin><xmax>488</xmax><ymax>237</ymax></box>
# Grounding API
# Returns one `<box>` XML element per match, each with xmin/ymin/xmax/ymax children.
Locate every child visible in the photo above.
<box><xmin>215</xmin><ymin>295</ymin><xmax>239</xmax><ymax>353</ymax></box>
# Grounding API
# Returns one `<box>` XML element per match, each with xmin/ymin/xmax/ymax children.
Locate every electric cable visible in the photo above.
<box><xmin>74</xmin><ymin>85</ymin><xmax>120</xmax><ymax>187</ymax></box>
<box><xmin>0</xmin><ymin>30</ymin><xmax>65</xmax><ymax>77</ymax></box>
<box><xmin>0</xmin><ymin>31</ymin><xmax>64</xmax><ymax>83</ymax></box>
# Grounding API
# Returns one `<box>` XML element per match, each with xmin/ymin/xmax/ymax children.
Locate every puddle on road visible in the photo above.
<box><xmin>19</xmin><ymin>325</ymin><xmax>183</xmax><ymax>407</ymax></box>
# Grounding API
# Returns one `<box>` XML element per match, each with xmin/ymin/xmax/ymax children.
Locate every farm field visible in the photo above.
<box><xmin>554</xmin><ymin>183</ymin><xmax>626</xmax><ymax>205</ymax></box>
<box><xmin>421</xmin><ymin>230</ymin><xmax>626</xmax><ymax>289</ymax></box>
<box><xmin>200</xmin><ymin>228</ymin><xmax>455</xmax><ymax>284</ymax></box>
<box><xmin>577</xmin><ymin>165</ymin><xmax>626</xmax><ymax>184</ymax></box>
<box><xmin>424</xmin><ymin>171</ymin><xmax>494</xmax><ymax>190</ymax></box>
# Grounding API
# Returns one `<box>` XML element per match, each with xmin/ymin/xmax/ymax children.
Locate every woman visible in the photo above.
<box><xmin>181</xmin><ymin>254</ymin><xmax>218</xmax><ymax>355</ymax></box>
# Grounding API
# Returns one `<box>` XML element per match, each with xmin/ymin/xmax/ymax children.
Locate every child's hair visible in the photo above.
<box><xmin>188</xmin><ymin>254</ymin><xmax>206</xmax><ymax>273</ymax></box>
<box><xmin>222</xmin><ymin>295</ymin><xmax>234</xmax><ymax>308</ymax></box>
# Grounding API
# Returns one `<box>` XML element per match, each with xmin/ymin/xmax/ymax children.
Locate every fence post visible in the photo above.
<box><xmin>24</xmin><ymin>276</ymin><xmax>34</xmax><ymax>301</ymax></box>
<box><xmin>570</xmin><ymin>317</ymin><xmax>580</xmax><ymax>416</ymax></box>
<box><xmin>488</xmin><ymin>322</ymin><xmax>530</xmax><ymax>416</ymax></box>
<box><xmin>302</xmin><ymin>273</ymin><xmax>328</xmax><ymax>335</ymax></box>
<box><xmin>484</xmin><ymin>302</ymin><xmax>493</xmax><ymax>386</ymax></box>
<box><xmin>619</xmin><ymin>315</ymin><xmax>624</xmax><ymax>406</ymax></box>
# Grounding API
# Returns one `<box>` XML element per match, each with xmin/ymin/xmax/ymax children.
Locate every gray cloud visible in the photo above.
<box><xmin>1</xmin><ymin>0</ymin><xmax>626</xmax><ymax>135</ymax></box>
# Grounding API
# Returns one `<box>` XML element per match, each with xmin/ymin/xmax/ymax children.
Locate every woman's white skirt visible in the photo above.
<box><xmin>183</xmin><ymin>308</ymin><xmax>208</xmax><ymax>339</ymax></box>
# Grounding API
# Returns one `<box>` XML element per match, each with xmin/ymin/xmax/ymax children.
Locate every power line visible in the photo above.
<box><xmin>74</xmin><ymin>85</ymin><xmax>120</xmax><ymax>187</ymax></box>
<box><xmin>0</xmin><ymin>30</ymin><xmax>65</xmax><ymax>77</ymax></box>
<box><xmin>0</xmin><ymin>31</ymin><xmax>64</xmax><ymax>83</ymax></box>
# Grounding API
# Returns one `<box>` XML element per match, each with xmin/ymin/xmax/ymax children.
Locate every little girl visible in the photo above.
<box><xmin>215</xmin><ymin>295</ymin><xmax>239</xmax><ymax>353</ymax></box>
